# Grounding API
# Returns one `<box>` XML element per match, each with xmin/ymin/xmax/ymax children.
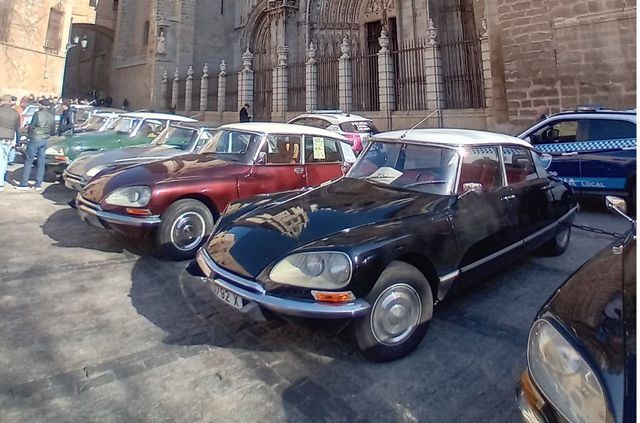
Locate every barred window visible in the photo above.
<box><xmin>142</xmin><ymin>21</ymin><xmax>150</xmax><ymax>45</ymax></box>
<box><xmin>45</xmin><ymin>7</ymin><xmax>64</xmax><ymax>53</ymax></box>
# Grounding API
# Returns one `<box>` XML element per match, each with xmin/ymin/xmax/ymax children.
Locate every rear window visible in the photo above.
<box><xmin>339</xmin><ymin>121</ymin><xmax>378</xmax><ymax>134</ymax></box>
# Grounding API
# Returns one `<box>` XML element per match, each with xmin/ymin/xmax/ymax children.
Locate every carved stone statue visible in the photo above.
<box><xmin>157</xmin><ymin>30</ymin><xmax>167</xmax><ymax>55</ymax></box>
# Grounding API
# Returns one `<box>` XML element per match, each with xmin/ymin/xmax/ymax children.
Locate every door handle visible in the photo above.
<box><xmin>294</xmin><ymin>167</ymin><xmax>304</xmax><ymax>175</ymax></box>
<box><xmin>501</xmin><ymin>194</ymin><xmax>516</xmax><ymax>201</ymax></box>
<box><xmin>561</xmin><ymin>151</ymin><xmax>578</xmax><ymax>156</ymax></box>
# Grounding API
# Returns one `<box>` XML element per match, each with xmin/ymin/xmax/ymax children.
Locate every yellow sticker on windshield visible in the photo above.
<box><xmin>313</xmin><ymin>137</ymin><xmax>325</xmax><ymax>160</ymax></box>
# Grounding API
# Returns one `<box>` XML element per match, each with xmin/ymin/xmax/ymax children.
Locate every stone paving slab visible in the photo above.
<box><xmin>0</xmin><ymin>169</ymin><xmax>629</xmax><ymax>422</ymax></box>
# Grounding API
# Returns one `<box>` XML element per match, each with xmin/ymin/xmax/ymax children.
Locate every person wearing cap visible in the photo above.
<box><xmin>0</xmin><ymin>95</ymin><xmax>21</xmax><ymax>192</ymax></box>
<box><xmin>16</xmin><ymin>99</ymin><xmax>56</xmax><ymax>192</ymax></box>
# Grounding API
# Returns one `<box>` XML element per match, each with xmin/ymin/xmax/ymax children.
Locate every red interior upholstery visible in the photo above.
<box><xmin>457</xmin><ymin>160</ymin><xmax>500</xmax><ymax>193</ymax></box>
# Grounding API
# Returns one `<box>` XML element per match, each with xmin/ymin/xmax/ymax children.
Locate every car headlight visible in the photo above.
<box><xmin>528</xmin><ymin>319</ymin><xmax>608</xmax><ymax>423</ymax></box>
<box><xmin>104</xmin><ymin>186</ymin><xmax>151</xmax><ymax>207</ymax></box>
<box><xmin>86</xmin><ymin>165</ymin><xmax>107</xmax><ymax>178</ymax></box>
<box><xmin>269</xmin><ymin>252</ymin><xmax>352</xmax><ymax>289</ymax></box>
<box><xmin>46</xmin><ymin>146</ymin><xmax>66</xmax><ymax>156</ymax></box>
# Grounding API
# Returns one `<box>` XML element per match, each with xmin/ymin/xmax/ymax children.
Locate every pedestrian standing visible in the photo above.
<box><xmin>239</xmin><ymin>103</ymin><xmax>252</xmax><ymax>123</ymax></box>
<box><xmin>122</xmin><ymin>98</ymin><xmax>130</xmax><ymax>111</ymax></box>
<box><xmin>534</xmin><ymin>105</ymin><xmax>550</xmax><ymax>123</ymax></box>
<box><xmin>16</xmin><ymin>99</ymin><xmax>55</xmax><ymax>192</ymax></box>
<box><xmin>0</xmin><ymin>95</ymin><xmax>21</xmax><ymax>192</ymax></box>
<box><xmin>58</xmin><ymin>100</ymin><xmax>75</xmax><ymax>135</ymax></box>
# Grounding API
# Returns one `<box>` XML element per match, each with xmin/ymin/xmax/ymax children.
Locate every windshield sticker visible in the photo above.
<box><xmin>353</xmin><ymin>122</ymin><xmax>371</xmax><ymax>131</ymax></box>
<box><xmin>367</xmin><ymin>167</ymin><xmax>402</xmax><ymax>185</ymax></box>
<box><xmin>313</xmin><ymin>137</ymin><xmax>326</xmax><ymax>160</ymax></box>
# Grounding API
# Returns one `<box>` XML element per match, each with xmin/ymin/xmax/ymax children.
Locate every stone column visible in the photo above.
<box><xmin>161</xmin><ymin>70</ymin><xmax>169</xmax><ymax>110</ymax></box>
<box><xmin>171</xmin><ymin>68</ymin><xmax>180</xmax><ymax>110</ymax></box>
<box><xmin>378</xmin><ymin>30</ymin><xmax>395</xmax><ymax>112</ymax></box>
<box><xmin>306</xmin><ymin>42</ymin><xmax>318</xmax><ymax>112</ymax></box>
<box><xmin>338</xmin><ymin>37</ymin><xmax>353</xmax><ymax>113</ymax></box>
<box><xmin>185</xmin><ymin>65</ymin><xmax>194</xmax><ymax>112</ymax></box>
<box><xmin>424</xmin><ymin>19</ymin><xmax>445</xmax><ymax>111</ymax></box>
<box><xmin>272</xmin><ymin>45</ymin><xmax>289</xmax><ymax>120</ymax></box>
<box><xmin>200</xmin><ymin>63</ymin><xmax>209</xmax><ymax>112</ymax></box>
<box><xmin>217</xmin><ymin>61</ymin><xmax>227</xmax><ymax>119</ymax></box>
<box><xmin>480</xmin><ymin>14</ymin><xmax>492</xmax><ymax>109</ymax></box>
<box><xmin>238</xmin><ymin>48</ymin><xmax>254</xmax><ymax>111</ymax></box>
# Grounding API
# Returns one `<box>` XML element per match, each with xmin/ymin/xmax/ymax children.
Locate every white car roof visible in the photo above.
<box><xmin>92</xmin><ymin>111</ymin><xmax>121</xmax><ymax>118</ymax></box>
<box><xmin>121</xmin><ymin>112</ymin><xmax>197</xmax><ymax>122</ymax></box>
<box><xmin>218</xmin><ymin>122</ymin><xmax>349</xmax><ymax>141</ymax></box>
<box><xmin>290</xmin><ymin>113</ymin><xmax>373</xmax><ymax>124</ymax></box>
<box><xmin>375</xmin><ymin>128</ymin><xmax>533</xmax><ymax>149</ymax></box>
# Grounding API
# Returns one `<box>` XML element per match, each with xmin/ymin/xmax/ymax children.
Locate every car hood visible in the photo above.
<box><xmin>82</xmin><ymin>153</ymin><xmax>250</xmax><ymax>202</ymax></box>
<box><xmin>53</xmin><ymin>131</ymin><xmax>121</xmax><ymax>151</ymax></box>
<box><xmin>541</xmin><ymin>238</ymin><xmax>635</xmax><ymax>421</ymax></box>
<box><xmin>207</xmin><ymin>178</ymin><xmax>447</xmax><ymax>278</ymax></box>
<box><xmin>67</xmin><ymin>145</ymin><xmax>187</xmax><ymax>178</ymax></box>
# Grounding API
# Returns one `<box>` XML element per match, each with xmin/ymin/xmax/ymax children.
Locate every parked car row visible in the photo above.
<box><xmin>41</xmin><ymin>107</ymin><xmax>635</xmax><ymax>415</ymax></box>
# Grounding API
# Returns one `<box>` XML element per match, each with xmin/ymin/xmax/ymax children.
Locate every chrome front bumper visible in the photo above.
<box><xmin>76</xmin><ymin>194</ymin><xmax>162</xmax><ymax>228</ymax></box>
<box><xmin>63</xmin><ymin>170</ymin><xmax>85</xmax><ymax>191</ymax></box>
<box><xmin>196</xmin><ymin>249</ymin><xmax>371</xmax><ymax>319</ymax></box>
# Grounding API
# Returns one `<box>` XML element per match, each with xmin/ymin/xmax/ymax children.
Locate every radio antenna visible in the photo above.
<box><xmin>399</xmin><ymin>109</ymin><xmax>440</xmax><ymax>139</ymax></box>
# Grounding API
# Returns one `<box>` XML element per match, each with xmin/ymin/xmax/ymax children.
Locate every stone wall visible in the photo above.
<box><xmin>496</xmin><ymin>0</ymin><xmax>636</xmax><ymax>131</ymax></box>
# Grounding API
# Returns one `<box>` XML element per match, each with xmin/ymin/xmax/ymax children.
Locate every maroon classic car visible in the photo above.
<box><xmin>76</xmin><ymin>122</ymin><xmax>356</xmax><ymax>259</ymax></box>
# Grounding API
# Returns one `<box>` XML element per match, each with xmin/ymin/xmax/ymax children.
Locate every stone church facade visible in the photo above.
<box><xmin>104</xmin><ymin>0</ymin><xmax>635</xmax><ymax>133</ymax></box>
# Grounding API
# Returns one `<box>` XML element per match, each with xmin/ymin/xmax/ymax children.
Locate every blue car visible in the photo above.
<box><xmin>520</xmin><ymin>108</ymin><xmax>636</xmax><ymax>204</ymax></box>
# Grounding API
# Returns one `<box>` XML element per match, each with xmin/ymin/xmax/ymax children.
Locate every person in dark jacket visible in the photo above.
<box><xmin>239</xmin><ymin>104</ymin><xmax>252</xmax><ymax>123</ymax></box>
<box><xmin>58</xmin><ymin>101</ymin><xmax>75</xmax><ymax>135</ymax></box>
<box><xmin>17</xmin><ymin>99</ymin><xmax>56</xmax><ymax>192</ymax></box>
<box><xmin>0</xmin><ymin>95</ymin><xmax>21</xmax><ymax>192</ymax></box>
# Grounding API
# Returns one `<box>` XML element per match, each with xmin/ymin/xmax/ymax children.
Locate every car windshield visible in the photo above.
<box><xmin>81</xmin><ymin>115</ymin><xmax>108</xmax><ymax>131</ymax></box>
<box><xmin>153</xmin><ymin>126</ymin><xmax>198</xmax><ymax>150</ymax></box>
<box><xmin>199</xmin><ymin>129</ymin><xmax>262</xmax><ymax>163</ymax></box>
<box><xmin>108</xmin><ymin>117</ymin><xmax>138</xmax><ymax>133</ymax></box>
<box><xmin>348</xmin><ymin>141</ymin><xmax>460</xmax><ymax>195</ymax></box>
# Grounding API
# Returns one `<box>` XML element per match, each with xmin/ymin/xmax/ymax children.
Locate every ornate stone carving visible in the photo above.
<box><xmin>481</xmin><ymin>11</ymin><xmax>488</xmax><ymax>37</ymax></box>
<box><xmin>427</xmin><ymin>18</ymin><xmax>438</xmax><ymax>46</ymax></box>
<box><xmin>157</xmin><ymin>30</ymin><xmax>166</xmax><ymax>55</ymax></box>
<box><xmin>366</xmin><ymin>0</ymin><xmax>396</xmax><ymax>14</ymax></box>
<box><xmin>162</xmin><ymin>69</ymin><xmax>168</xmax><ymax>83</ymax></box>
<box><xmin>242</xmin><ymin>48</ymin><xmax>254</xmax><ymax>71</ymax></box>
<box><xmin>340</xmin><ymin>37</ymin><xmax>351</xmax><ymax>59</ymax></box>
<box><xmin>378</xmin><ymin>29</ymin><xmax>390</xmax><ymax>52</ymax></box>
<box><xmin>203</xmin><ymin>63</ymin><xmax>209</xmax><ymax>78</ymax></box>
<box><xmin>306</xmin><ymin>42</ymin><xmax>317</xmax><ymax>63</ymax></box>
<box><xmin>186</xmin><ymin>65</ymin><xmax>194</xmax><ymax>80</ymax></box>
<box><xmin>220</xmin><ymin>60</ymin><xmax>227</xmax><ymax>75</ymax></box>
<box><xmin>276</xmin><ymin>45</ymin><xmax>289</xmax><ymax>66</ymax></box>
<box><xmin>174</xmin><ymin>68</ymin><xmax>180</xmax><ymax>81</ymax></box>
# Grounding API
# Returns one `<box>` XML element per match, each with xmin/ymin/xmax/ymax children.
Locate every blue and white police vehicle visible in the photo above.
<box><xmin>520</xmin><ymin>107</ymin><xmax>636</xmax><ymax>204</ymax></box>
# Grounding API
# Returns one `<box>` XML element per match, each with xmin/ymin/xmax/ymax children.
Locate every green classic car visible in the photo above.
<box><xmin>45</xmin><ymin>112</ymin><xmax>197</xmax><ymax>173</ymax></box>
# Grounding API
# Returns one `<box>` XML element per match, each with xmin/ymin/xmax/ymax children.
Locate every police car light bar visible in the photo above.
<box><xmin>575</xmin><ymin>105</ymin><xmax>604</xmax><ymax>112</ymax></box>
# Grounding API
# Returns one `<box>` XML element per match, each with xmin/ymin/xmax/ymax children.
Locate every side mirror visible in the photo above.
<box><xmin>254</xmin><ymin>151</ymin><xmax>267</xmax><ymax>166</ymax></box>
<box><xmin>606</xmin><ymin>196</ymin><xmax>634</xmax><ymax>223</ymax></box>
<box><xmin>340</xmin><ymin>161</ymin><xmax>351</xmax><ymax>175</ymax></box>
<box><xmin>463</xmin><ymin>182</ymin><xmax>483</xmax><ymax>194</ymax></box>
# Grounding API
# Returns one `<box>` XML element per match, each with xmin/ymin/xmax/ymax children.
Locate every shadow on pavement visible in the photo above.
<box><xmin>42</xmin><ymin>182</ymin><xmax>76</xmax><ymax>205</ymax></box>
<box><xmin>42</xmin><ymin>207</ymin><xmax>157</xmax><ymax>255</ymax></box>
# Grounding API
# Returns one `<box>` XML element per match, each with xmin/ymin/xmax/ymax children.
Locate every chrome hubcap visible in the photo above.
<box><xmin>371</xmin><ymin>283</ymin><xmax>422</xmax><ymax>346</ymax></box>
<box><xmin>170</xmin><ymin>212</ymin><xmax>206</xmax><ymax>252</ymax></box>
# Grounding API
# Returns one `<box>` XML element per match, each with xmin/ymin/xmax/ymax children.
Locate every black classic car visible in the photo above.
<box><xmin>193</xmin><ymin>129</ymin><xmax>579</xmax><ymax>361</ymax></box>
<box><xmin>517</xmin><ymin>196</ymin><xmax>636</xmax><ymax>423</ymax></box>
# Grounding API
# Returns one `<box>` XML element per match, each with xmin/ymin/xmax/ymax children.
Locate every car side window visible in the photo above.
<box><xmin>457</xmin><ymin>146</ymin><xmax>503</xmax><ymax>193</ymax></box>
<box><xmin>576</xmin><ymin>119</ymin><xmax>636</xmax><ymax>141</ymax></box>
<box><xmin>194</xmin><ymin>130</ymin><xmax>213</xmax><ymax>150</ymax></box>
<box><xmin>304</xmin><ymin>136</ymin><xmax>343</xmax><ymax>163</ymax></box>
<box><xmin>503</xmin><ymin>147</ymin><xmax>538</xmax><ymax>184</ymax></box>
<box><xmin>262</xmin><ymin>134</ymin><xmax>301</xmax><ymax>164</ymax></box>
<box><xmin>530</xmin><ymin>120</ymin><xmax>578</xmax><ymax>144</ymax></box>
<box><xmin>290</xmin><ymin>118</ymin><xmax>307</xmax><ymax>126</ymax></box>
<box><xmin>306</xmin><ymin>118</ymin><xmax>331</xmax><ymax>129</ymax></box>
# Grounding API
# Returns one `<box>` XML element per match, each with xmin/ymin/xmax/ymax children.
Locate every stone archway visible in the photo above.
<box><xmin>62</xmin><ymin>23</ymin><xmax>115</xmax><ymax>100</ymax></box>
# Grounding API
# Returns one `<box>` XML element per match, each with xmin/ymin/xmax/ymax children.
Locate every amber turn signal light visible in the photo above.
<box><xmin>311</xmin><ymin>290</ymin><xmax>356</xmax><ymax>303</ymax></box>
<box><xmin>126</xmin><ymin>208</ymin><xmax>152</xmax><ymax>216</ymax></box>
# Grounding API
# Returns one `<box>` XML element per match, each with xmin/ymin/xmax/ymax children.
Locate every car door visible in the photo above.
<box><xmin>502</xmin><ymin>145</ymin><xmax>557</xmax><ymax>247</ymax></box>
<box><xmin>452</xmin><ymin>145</ymin><xmax>519</xmax><ymax>275</ymax></box>
<box><xmin>575</xmin><ymin>118</ymin><xmax>636</xmax><ymax>193</ymax></box>
<box><xmin>525</xmin><ymin>118</ymin><xmax>581</xmax><ymax>187</ymax></box>
<box><xmin>303</xmin><ymin>135</ymin><xmax>348</xmax><ymax>186</ymax></box>
<box><xmin>239</xmin><ymin>133</ymin><xmax>307</xmax><ymax>197</ymax></box>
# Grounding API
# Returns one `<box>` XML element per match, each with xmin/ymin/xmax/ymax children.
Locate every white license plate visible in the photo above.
<box><xmin>212</xmin><ymin>282</ymin><xmax>244</xmax><ymax>310</ymax></box>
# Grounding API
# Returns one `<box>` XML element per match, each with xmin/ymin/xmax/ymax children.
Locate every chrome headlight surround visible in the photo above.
<box><xmin>269</xmin><ymin>252</ymin><xmax>352</xmax><ymax>289</ymax></box>
<box><xmin>104</xmin><ymin>186</ymin><xmax>151</xmax><ymax>207</ymax></box>
<box><xmin>527</xmin><ymin>318</ymin><xmax>608</xmax><ymax>423</ymax></box>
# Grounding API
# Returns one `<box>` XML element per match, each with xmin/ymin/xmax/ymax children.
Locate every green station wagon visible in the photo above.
<box><xmin>45</xmin><ymin>112</ymin><xmax>197</xmax><ymax>173</ymax></box>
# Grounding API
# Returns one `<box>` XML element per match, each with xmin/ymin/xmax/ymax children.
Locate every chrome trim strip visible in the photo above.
<box><xmin>461</xmin><ymin>240</ymin><xmax>523</xmax><ymax>273</ymax></box>
<box><xmin>438</xmin><ymin>270</ymin><xmax>460</xmax><ymax>284</ymax></box>
<box><xmin>76</xmin><ymin>195</ymin><xmax>161</xmax><ymax>226</ymax></box>
<box><xmin>523</xmin><ymin>222</ymin><xmax>557</xmax><ymax>244</ymax></box>
<box><xmin>196</xmin><ymin>249</ymin><xmax>370</xmax><ymax>319</ymax></box>
<box><xmin>558</xmin><ymin>205</ymin><xmax>580</xmax><ymax>223</ymax></box>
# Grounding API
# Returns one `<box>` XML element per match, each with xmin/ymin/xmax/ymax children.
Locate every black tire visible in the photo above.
<box><xmin>543</xmin><ymin>225</ymin><xmax>571</xmax><ymax>256</ymax></box>
<box><xmin>355</xmin><ymin>261</ymin><xmax>434</xmax><ymax>362</ymax></box>
<box><xmin>627</xmin><ymin>177</ymin><xmax>636</xmax><ymax>216</ymax></box>
<box><xmin>156</xmin><ymin>199</ymin><xmax>215</xmax><ymax>260</ymax></box>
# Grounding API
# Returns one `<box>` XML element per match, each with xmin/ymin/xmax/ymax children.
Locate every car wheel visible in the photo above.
<box><xmin>355</xmin><ymin>261</ymin><xmax>434</xmax><ymax>362</ymax></box>
<box><xmin>157</xmin><ymin>199</ymin><xmax>215</xmax><ymax>260</ymax></box>
<box><xmin>543</xmin><ymin>225</ymin><xmax>571</xmax><ymax>256</ymax></box>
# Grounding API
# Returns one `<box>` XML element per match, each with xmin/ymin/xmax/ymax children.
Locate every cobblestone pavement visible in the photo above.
<box><xmin>0</xmin><ymin>166</ymin><xmax>629</xmax><ymax>422</ymax></box>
